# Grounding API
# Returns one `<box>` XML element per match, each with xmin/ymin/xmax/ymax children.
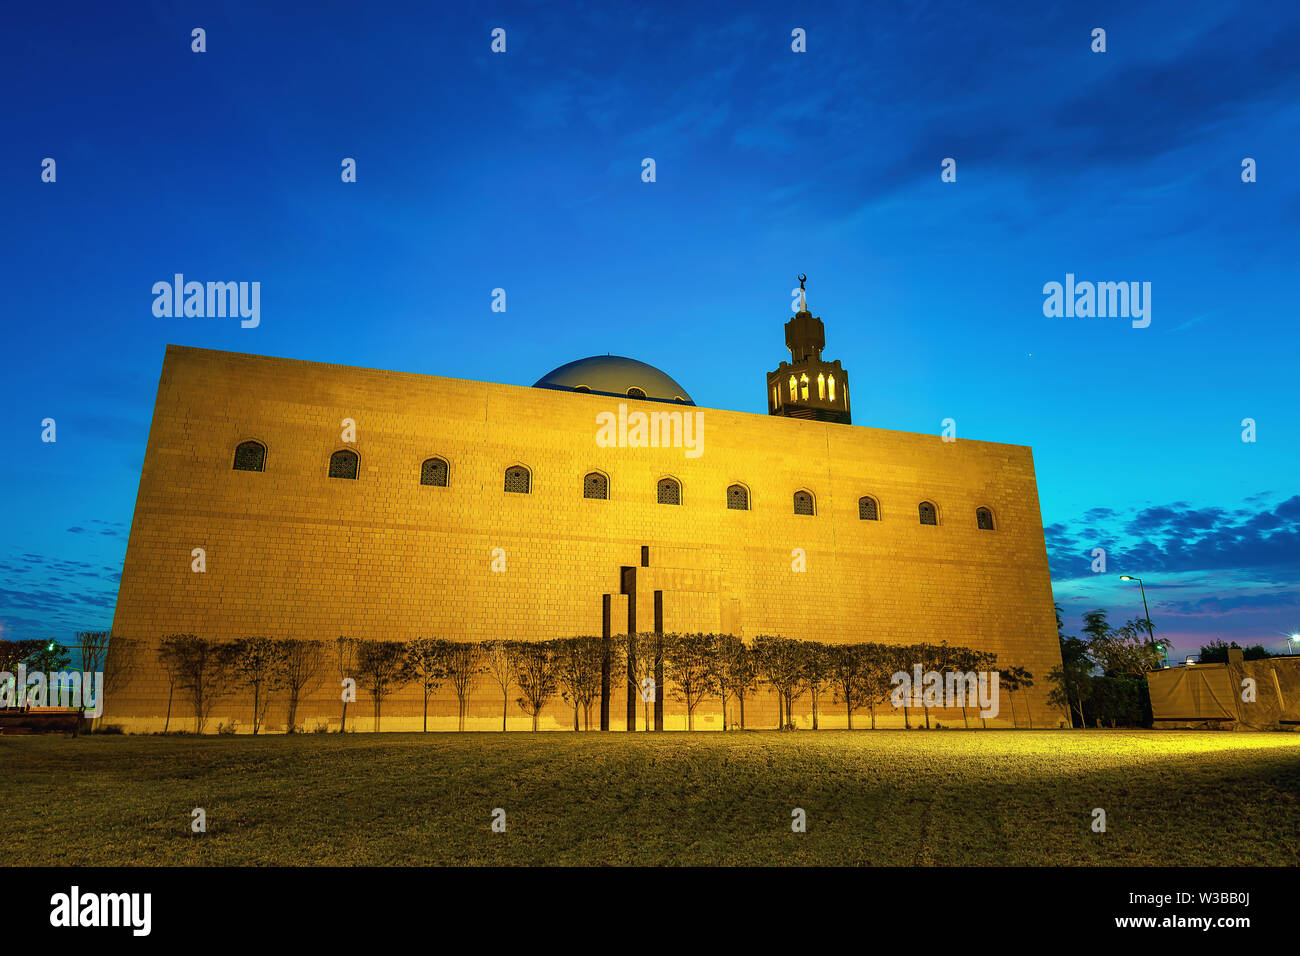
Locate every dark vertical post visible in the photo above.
<box><xmin>600</xmin><ymin>594</ymin><xmax>611</xmax><ymax>731</ymax></box>
<box><xmin>654</xmin><ymin>590</ymin><xmax>664</xmax><ymax>731</ymax></box>
<box><xmin>623</xmin><ymin>566</ymin><xmax>637</xmax><ymax>731</ymax></box>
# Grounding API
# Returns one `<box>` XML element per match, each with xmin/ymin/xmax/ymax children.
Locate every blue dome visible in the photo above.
<box><xmin>533</xmin><ymin>355</ymin><xmax>695</xmax><ymax>405</ymax></box>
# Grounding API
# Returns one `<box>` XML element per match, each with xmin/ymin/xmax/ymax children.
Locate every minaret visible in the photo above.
<box><xmin>766</xmin><ymin>274</ymin><xmax>851</xmax><ymax>424</ymax></box>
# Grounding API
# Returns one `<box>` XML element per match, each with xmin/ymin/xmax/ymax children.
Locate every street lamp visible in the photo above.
<box><xmin>1119</xmin><ymin>575</ymin><xmax>1163</xmax><ymax>665</ymax></box>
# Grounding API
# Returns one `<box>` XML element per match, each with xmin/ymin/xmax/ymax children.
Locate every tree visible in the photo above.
<box><xmin>405</xmin><ymin>637</ymin><xmax>448</xmax><ymax>732</ymax></box>
<box><xmin>482</xmin><ymin>640</ymin><xmax>517</xmax><ymax>731</ymax></box>
<box><xmin>0</xmin><ymin>639</ymin><xmax>45</xmax><ymax>708</ymax></box>
<box><xmin>232</xmin><ymin>637</ymin><xmax>289</xmax><ymax>734</ymax></box>
<box><xmin>25</xmin><ymin>639</ymin><xmax>72</xmax><ymax>673</ymax></box>
<box><xmin>827</xmin><ymin>643</ymin><xmax>865</xmax><ymax>730</ymax></box>
<box><xmin>1090</xmin><ymin>619</ymin><xmax>1168</xmax><ymax>678</ymax></box>
<box><xmin>336</xmin><ymin>636</ymin><xmax>359</xmax><ymax>732</ymax></box>
<box><xmin>801</xmin><ymin>642</ymin><xmax>832</xmax><ymax>730</ymax></box>
<box><xmin>622</xmin><ymin>632</ymin><xmax>659</xmax><ymax>730</ymax></box>
<box><xmin>513</xmin><ymin>641</ymin><xmax>558</xmax><ymax>731</ymax></box>
<box><xmin>555</xmin><ymin>636</ymin><xmax>603</xmax><ymax>731</ymax></box>
<box><xmin>753</xmin><ymin>635</ymin><xmax>806</xmax><ymax>729</ymax></box>
<box><xmin>156</xmin><ymin>636</ymin><xmax>186</xmax><ymax>732</ymax></box>
<box><xmin>281</xmin><ymin>639</ymin><xmax>326</xmax><ymax>732</ymax></box>
<box><xmin>710</xmin><ymin>634</ymin><xmax>749</xmax><ymax>730</ymax></box>
<box><xmin>999</xmin><ymin>665</ymin><xmax>1035</xmax><ymax>728</ymax></box>
<box><xmin>443</xmin><ymin>641</ymin><xmax>485</xmax><ymax>732</ymax></box>
<box><xmin>1048</xmin><ymin>635</ymin><xmax>1093</xmax><ymax>728</ymax></box>
<box><xmin>1197</xmin><ymin>639</ymin><xmax>1272</xmax><ymax>663</ymax></box>
<box><xmin>355</xmin><ymin>640</ymin><xmax>410</xmax><ymax>731</ymax></box>
<box><xmin>158</xmin><ymin>634</ymin><xmax>236</xmax><ymax>733</ymax></box>
<box><xmin>101</xmin><ymin>635</ymin><xmax>141</xmax><ymax>730</ymax></box>
<box><xmin>664</xmin><ymin>633</ymin><xmax>717</xmax><ymax>731</ymax></box>
<box><xmin>859</xmin><ymin>643</ymin><xmax>899</xmax><ymax>730</ymax></box>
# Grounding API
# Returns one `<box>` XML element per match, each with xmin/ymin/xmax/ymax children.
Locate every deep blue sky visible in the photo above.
<box><xmin>2</xmin><ymin>0</ymin><xmax>1297</xmax><ymax>656</ymax></box>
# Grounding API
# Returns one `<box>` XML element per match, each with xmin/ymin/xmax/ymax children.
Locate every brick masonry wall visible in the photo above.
<box><xmin>107</xmin><ymin>345</ymin><xmax>1067</xmax><ymax>732</ymax></box>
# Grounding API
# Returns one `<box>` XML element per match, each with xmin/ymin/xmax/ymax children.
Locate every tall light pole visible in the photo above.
<box><xmin>1119</xmin><ymin>575</ymin><xmax>1163</xmax><ymax>665</ymax></box>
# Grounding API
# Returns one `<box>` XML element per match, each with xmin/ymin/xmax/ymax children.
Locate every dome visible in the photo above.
<box><xmin>533</xmin><ymin>355</ymin><xmax>695</xmax><ymax>405</ymax></box>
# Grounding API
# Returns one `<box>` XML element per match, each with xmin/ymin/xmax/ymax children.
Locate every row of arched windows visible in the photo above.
<box><xmin>232</xmin><ymin>440</ymin><xmax>996</xmax><ymax>528</ymax></box>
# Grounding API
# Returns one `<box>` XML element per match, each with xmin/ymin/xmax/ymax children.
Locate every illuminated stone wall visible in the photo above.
<box><xmin>107</xmin><ymin>345</ymin><xmax>1066</xmax><ymax>731</ymax></box>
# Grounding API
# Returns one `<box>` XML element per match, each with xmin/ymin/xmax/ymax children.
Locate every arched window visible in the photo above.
<box><xmin>232</xmin><ymin>440</ymin><xmax>265</xmax><ymax>472</ymax></box>
<box><xmin>772</xmin><ymin>385</ymin><xmax>778</xmax><ymax>408</ymax></box>
<box><xmin>727</xmin><ymin>484</ymin><xmax>750</xmax><ymax>511</ymax></box>
<box><xmin>828</xmin><ymin>374</ymin><xmax>836</xmax><ymax>403</ymax></box>
<box><xmin>627</xmin><ymin>387</ymin><xmax>647</xmax><ymax>399</ymax></box>
<box><xmin>420</xmin><ymin>457</ymin><xmax>449</xmax><ymax>487</ymax></box>
<box><xmin>328</xmin><ymin>449</ymin><xmax>359</xmax><ymax>480</ymax></box>
<box><xmin>859</xmin><ymin>496</ymin><xmax>879</xmax><ymax>521</ymax></box>
<box><xmin>800</xmin><ymin>373</ymin><xmax>809</xmax><ymax>401</ymax></box>
<box><xmin>583</xmin><ymin>472</ymin><xmax>608</xmax><ymax>500</ymax></box>
<box><xmin>976</xmin><ymin>507</ymin><xmax>995</xmax><ymax>530</ymax></box>
<box><xmin>817</xmin><ymin>372</ymin><xmax>825</xmax><ymax>400</ymax></box>
<box><xmin>918</xmin><ymin>501</ymin><xmax>937</xmax><ymax>525</ymax></box>
<box><xmin>504</xmin><ymin>466</ymin><xmax>531</xmax><ymax>494</ymax></box>
<box><xmin>657</xmin><ymin>477</ymin><xmax>681</xmax><ymax>505</ymax></box>
<box><xmin>793</xmin><ymin>490</ymin><xmax>815</xmax><ymax>515</ymax></box>
<box><xmin>788</xmin><ymin>375</ymin><xmax>797</xmax><ymax>400</ymax></box>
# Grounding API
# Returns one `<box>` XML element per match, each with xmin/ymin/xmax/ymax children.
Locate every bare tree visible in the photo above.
<box><xmin>281</xmin><ymin>639</ymin><xmax>326</xmax><ymax>732</ymax></box>
<box><xmin>482</xmin><ymin>640</ymin><xmax>517</xmax><ymax>731</ymax></box>
<box><xmin>158</xmin><ymin>634</ymin><xmax>236</xmax><ymax>733</ymax></box>
<box><xmin>336</xmin><ymin>636</ymin><xmax>358</xmax><ymax>732</ymax></box>
<box><xmin>100</xmin><ymin>633</ymin><xmax>142</xmax><ymax>731</ymax></box>
<box><xmin>405</xmin><ymin>637</ymin><xmax>448</xmax><ymax>732</ymax></box>
<box><xmin>232</xmin><ymin>637</ymin><xmax>289</xmax><ymax>734</ymax></box>
<box><xmin>665</xmin><ymin>633</ymin><xmax>717</xmax><ymax>730</ymax></box>
<box><xmin>443</xmin><ymin>641</ymin><xmax>485</xmax><ymax>732</ymax></box>
<box><xmin>513</xmin><ymin>641</ymin><xmax>558</xmax><ymax>731</ymax></box>
<box><xmin>355</xmin><ymin>641</ymin><xmax>411</xmax><ymax>732</ymax></box>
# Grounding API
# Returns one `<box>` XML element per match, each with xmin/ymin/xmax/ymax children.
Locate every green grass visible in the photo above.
<box><xmin>2</xmin><ymin>730</ymin><xmax>1297</xmax><ymax>866</ymax></box>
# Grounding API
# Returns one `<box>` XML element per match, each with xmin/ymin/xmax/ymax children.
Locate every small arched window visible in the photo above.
<box><xmin>859</xmin><ymin>496</ymin><xmax>879</xmax><ymax>521</ymax></box>
<box><xmin>793</xmin><ymin>490</ymin><xmax>815</xmax><ymax>516</ymax></box>
<box><xmin>584</xmin><ymin>472</ymin><xmax>609</xmax><ymax>500</ymax></box>
<box><xmin>918</xmin><ymin>501</ymin><xmax>937</xmax><ymax>525</ymax></box>
<box><xmin>828</xmin><ymin>374</ymin><xmax>836</xmax><ymax>403</ymax></box>
<box><xmin>329</xmin><ymin>449</ymin><xmax>359</xmax><ymax>480</ymax></box>
<box><xmin>788</xmin><ymin>375</ymin><xmax>797</xmax><ymax>400</ymax></box>
<box><xmin>420</xmin><ymin>457</ymin><xmax>449</xmax><ymax>487</ymax></box>
<box><xmin>657</xmin><ymin>477</ymin><xmax>681</xmax><ymax>505</ymax></box>
<box><xmin>976</xmin><ymin>507</ymin><xmax>995</xmax><ymax>530</ymax></box>
<box><xmin>727</xmin><ymin>484</ymin><xmax>750</xmax><ymax>511</ymax></box>
<box><xmin>627</xmin><ymin>387</ymin><xmax>647</xmax><ymax>400</ymax></box>
<box><xmin>232</xmin><ymin>440</ymin><xmax>265</xmax><ymax>472</ymax></box>
<box><xmin>504</xmin><ymin>466</ymin><xmax>531</xmax><ymax>494</ymax></box>
<box><xmin>800</xmin><ymin>373</ymin><xmax>810</xmax><ymax>401</ymax></box>
<box><xmin>817</xmin><ymin>373</ymin><xmax>825</xmax><ymax>400</ymax></box>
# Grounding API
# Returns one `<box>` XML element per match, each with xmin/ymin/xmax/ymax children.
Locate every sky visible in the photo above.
<box><xmin>1</xmin><ymin>0</ymin><xmax>1297</xmax><ymax>657</ymax></box>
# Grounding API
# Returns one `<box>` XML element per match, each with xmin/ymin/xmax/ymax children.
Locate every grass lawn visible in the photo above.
<box><xmin>2</xmin><ymin>730</ymin><xmax>1297</xmax><ymax>866</ymax></box>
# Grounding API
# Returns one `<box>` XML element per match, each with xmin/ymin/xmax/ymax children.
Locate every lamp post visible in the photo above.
<box><xmin>1119</xmin><ymin>575</ymin><xmax>1163</xmax><ymax>666</ymax></box>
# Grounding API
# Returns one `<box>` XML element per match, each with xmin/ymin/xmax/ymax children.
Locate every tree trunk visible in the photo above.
<box><xmin>961</xmin><ymin>705</ymin><xmax>969</xmax><ymax>729</ymax></box>
<box><xmin>341</xmin><ymin>698</ymin><xmax>348</xmax><ymax>734</ymax></box>
<box><xmin>811</xmin><ymin>688</ymin><xmax>819</xmax><ymax>730</ymax></box>
<box><xmin>423</xmin><ymin>690</ymin><xmax>429</xmax><ymax>732</ymax></box>
<box><xmin>573</xmin><ymin>703</ymin><xmax>579</xmax><ymax>731</ymax></box>
<box><xmin>739</xmin><ymin>693</ymin><xmax>746</xmax><ymax>730</ymax></box>
<box><xmin>252</xmin><ymin>684</ymin><xmax>261</xmax><ymax>735</ymax></box>
<box><xmin>502</xmin><ymin>692</ymin><xmax>507</xmax><ymax>731</ymax></box>
<box><xmin>1024</xmin><ymin>691</ymin><xmax>1033</xmax><ymax>729</ymax></box>
<box><xmin>846</xmin><ymin>697</ymin><xmax>853</xmax><ymax>731</ymax></box>
<box><xmin>903</xmin><ymin>703</ymin><xmax>911</xmax><ymax>729</ymax></box>
<box><xmin>777</xmin><ymin>692</ymin><xmax>784</xmax><ymax>729</ymax></box>
<box><xmin>164</xmin><ymin>683</ymin><xmax>174</xmax><ymax>733</ymax></box>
